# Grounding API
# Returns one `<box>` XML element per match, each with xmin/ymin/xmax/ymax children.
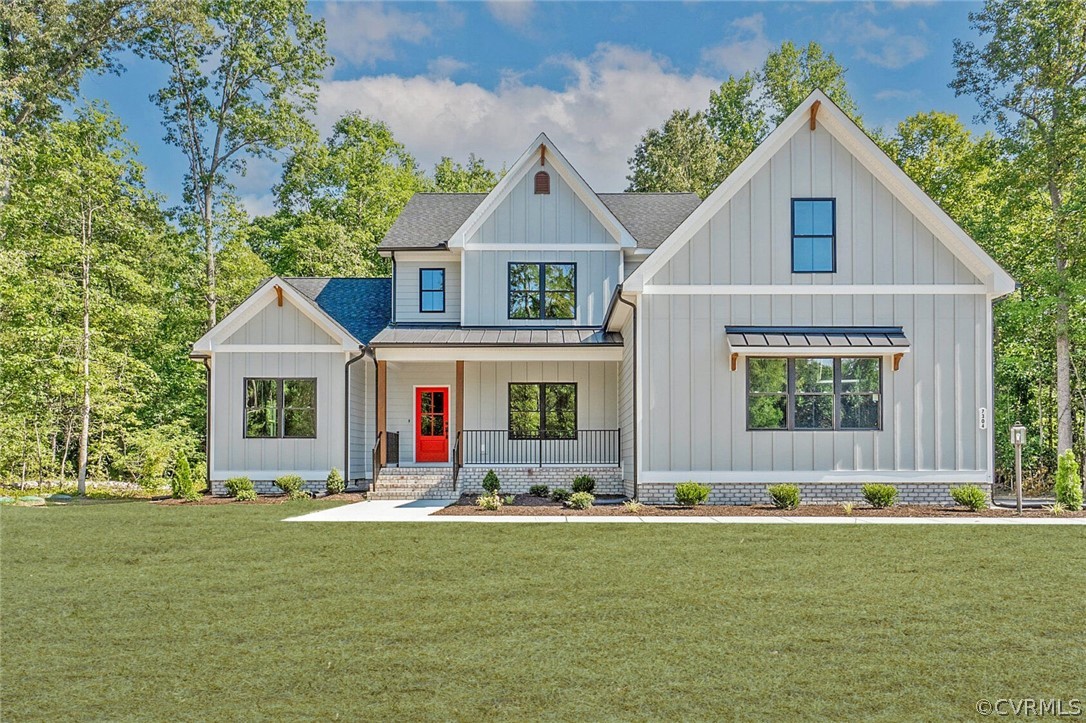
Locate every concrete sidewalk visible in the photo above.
<box><xmin>284</xmin><ymin>500</ymin><xmax>1086</xmax><ymax>525</ymax></box>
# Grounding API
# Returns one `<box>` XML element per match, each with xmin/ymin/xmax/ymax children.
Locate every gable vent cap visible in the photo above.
<box><xmin>534</xmin><ymin>171</ymin><xmax>550</xmax><ymax>195</ymax></box>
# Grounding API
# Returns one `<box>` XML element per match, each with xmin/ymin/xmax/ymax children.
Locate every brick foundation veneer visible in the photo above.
<box><xmin>457</xmin><ymin>466</ymin><xmax>623</xmax><ymax>494</ymax></box>
<box><xmin>210</xmin><ymin>479</ymin><xmax>327</xmax><ymax>496</ymax></box>
<box><xmin>635</xmin><ymin>481</ymin><xmax>992</xmax><ymax>506</ymax></box>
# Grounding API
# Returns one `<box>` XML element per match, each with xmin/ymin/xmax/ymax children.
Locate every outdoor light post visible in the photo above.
<box><xmin>1011</xmin><ymin>423</ymin><xmax>1026</xmax><ymax>515</ymax></box>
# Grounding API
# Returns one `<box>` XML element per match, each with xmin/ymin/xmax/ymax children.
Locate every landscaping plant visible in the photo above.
<box><xmin>476</xmin><ymin>493</ymin><xmax>502</xmax><ymax>511</ymax></box>
<box><xmin>861</xmin><ymin>483</ymin><xmax>898</xmax><ymax>509</ymax></box>
<box><xmin>482</xmin><ymin>469</ymin><xmax>501</xmax><ymax>495</ymax></box>
<box><xmin>170</xmin><ymin>454</ymin><xmax>200</xmax><ymax>501</ymax></box>
<box><xmin>567</xmin><ymin>492</ymin><xmax>594</xmax><ymax>509</ymax></box>
<box><xmin>840</xmin><ymin>501</ymin><xmax>855</xmax><ymax>516</ymax></box>
<box><xmin>224</xmin><ymin>476</ymin><xmax>254</xmax><ymax>499</ymax></box>
<box><xmin>950</xmin><ymin>484</ymin><xmax>987</xmax><ymax>512</ymax></box>
<box><xmin>767</xmin><ymin>484</ymin><xmax>800</xmax><ymax>510</ymax></box>
<box><xmin>326</xmin><ymin>468</ymin><xmax>345</xmax><ymax>495</ymax></box>
<box><xmin>572</xmin><ymin>475</ymin><xmax>596</xmax><ymax>494</ymax></box>
<box><xmin>275</xmin><ymin>474</ymin><xmax>309</xmax><ymax>500</ymax></box>
<box><xmin>529</xmin><ymin>484</ymin><xmax>549</xmax><ymax>497</ymax></box>
<box><xmin>1054</xmin><ymin>450</ymin><xmax>1083</xmax><ymax>511</ymax></box>
<box><xmin>503</xmin><ymin>495</ymin><xmax>515</xmax><ymax>505</ymax></box>
<box><xmin>623</xmin><ymin>499</ymin><xmax>645</xmax><ymax>514</ymax></box>
<box><xmin>674</xmin><ymin>482</ymin><xmax>710</xmax><ymax>507</ymax></box>
<box><xmin>235</xmin><ymin>488</ymin><xmax>257</xmax><ymax>502</ymax></box>
<box><xmin>550</xmin><ymin>488</ymin><xmax>571</xmax><ymax>503</ymax></box>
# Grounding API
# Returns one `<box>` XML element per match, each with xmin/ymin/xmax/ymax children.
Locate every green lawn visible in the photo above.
<box><xmin>2</xmin><ymin>502</ymin><xmax>1083</xmax><ymax>721</ymax></box>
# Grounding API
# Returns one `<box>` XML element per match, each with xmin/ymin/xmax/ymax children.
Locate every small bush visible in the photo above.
<box><xmin>567</xmin><ymin>491</ymin><xmax>594</xmax><ymax>509</ymax></box>
<box><xmin>476</xmin><ymin>493</ymin><xmax>502</xmax><ymax>511</ymax></box>
<box><xmin>481</xmin><ymin>469</ymin><xmax>501</xmax><ymax>495</ymax></box>
<box><xmin>275</xmin><ymin>474</ymin><xmax>309</xmax><ymax>500</ymax></box>
<box><xmin>236</xmin><ymin>488</ymin><xmax>257</xmax><ymax>502</ymax></box>
<box><xmin>674</xmin><ymin>482</ymin><xmax>710</xmax><ymax>507</ymax></box>
<box><xmin>529</xmin><ymin>484</ymin><xmax>550</xmax><ymax>497</ymax></box>
<box><xmin>1054</xmin><ymin>450</ymin><xmax>1083</xmax><ymax>511</ymax></box>
<box><xmin>840</xmin><ymin>501</ymin><xmax>855</xmax><ymax>516</ymax></box>
<box><xmin>950</xmin><ymin>484</ymin><xmax>987</xmax><ymax>512</ymax></box>
<box><xmin>171</xmin><ymin>454</ymin><xmax>200</xmax><ymax>501</ymax></box>
<box><xmin>550</xmin><ymin>487</ymin><xmax>571</xmax><ymax>503</ymax></box>
<box><xmin>572</xmin><ymin>475</ymin><xmax>596</xmax><ymax>494</ymax></box>
<box><xmin>224</xmin><ymin>476</ymin><xmax>253</xmax><ymax>498</ymax></box>
<box><xmin>861</xmin><ymin>483</ymin><xmax>898</xmax><ymax>509</ymax></box>
<box><xmin>503</xmin><ymin>494</ymin><xmax>515</xmax><ymax>505</ymax></box>
<box><xmin>767</xmin><ymin>484</ymin><xmax>800</xmax><ymax>510</ymax></box>
<box><xmin>1047</xmin><ymin>501</ymin><xmax>1066</xmax><ymax>517</ymax></box>
<box><xmin>623</xmin><ymin>499</ymin><xmax>645</xmax><ymax>514</ymax></box>
<box><xmin>326</xmin><ymin>468</ymin><xmax>345</xmax><ymax>495</ymax></box>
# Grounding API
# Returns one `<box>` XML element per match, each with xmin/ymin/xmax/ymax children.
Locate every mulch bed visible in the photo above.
<box><xmin>434</xmin><ymin>493</ymin><xmax>1086</xmax><ymax>517</ymax></box>
<box><xmin>152</xmin><ymin>492</ymin><xmax>366</xmax><ymax>506</ymax></box>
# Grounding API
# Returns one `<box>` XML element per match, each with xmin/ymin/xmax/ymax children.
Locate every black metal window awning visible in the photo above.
<box><xmin>725</xmin><ymin>326</ymin><xmax>911</xmax><ymax>370</ymax></box>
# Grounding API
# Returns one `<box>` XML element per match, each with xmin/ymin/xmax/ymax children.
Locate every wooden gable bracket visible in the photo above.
<box><xmin>540</xmin><ymin>144</ymin><xmax>546</xmax><ymax>166</ymax></box>
<box><xmin>892</xmin><ymin>352</ymin><xmax>904</xmax><ymax>371</ymax></box>
<box><xmin>731</xmin><ymin>352</ymin><xmax>739</xmax><ymax>372</ymax></box>
<box><xmin>809</xmin><ymin>99</ymin><xmax>821</xmax><ymax>130</ymax></box>
<box><xmin>273</xmin><ymin>284</ymin><xmax>283</xmax><ymax>307</ymax></box>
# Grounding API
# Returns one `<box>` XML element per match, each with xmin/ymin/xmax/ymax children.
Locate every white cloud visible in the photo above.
<box><xmin>827</xmin><ymin>8</ymin><xmax>929</xmax><ymax>70</ymax></box>
<box><xmin>316</xmin><ymin>44</ymin><xmax>719</xmax><ymax>191</ymax></box>
<box><xmin>321</xmin><ymin>2</ymin><xmax>436</xmax><ymax>66</ymax></box>
<box><xmin>874</xmin><ymin>88</ymin><xmax>923</xmax><ymax>102</ymax></box>
<box><xmin>427</xmin><ymin>56</ymin><xmax>470</xmax><ymax>79</ymax></box>
<box><xmin>486</xmin><ymin>1</ymin><xmax>534</xmax><ymax>29</ymax></box>
<box><xmin>700</xmin><ymin>13</ymin><xmax>773</xmax><ymax>75</ymax></box>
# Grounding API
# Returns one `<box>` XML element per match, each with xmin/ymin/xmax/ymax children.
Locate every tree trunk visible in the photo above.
<box><xmin>203</xmin><ymin>186</ymin><xmax>217</xmax><ymax>328</ymax></box>
<box><xmin>77</xmin><ymin>210</ymin><xmax>91</xmax><ymax>496</ymax></box>
<box><xmin>1049</xmin><ymin>180</ymin><xmax>1072</xmax><ymax>456</ymax></box>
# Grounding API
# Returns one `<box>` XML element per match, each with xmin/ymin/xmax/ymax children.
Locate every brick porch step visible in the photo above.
<box><xmin>369</xmin><ymin>467</ymin><xmax>456</xmax><ymax>500</ymax></box>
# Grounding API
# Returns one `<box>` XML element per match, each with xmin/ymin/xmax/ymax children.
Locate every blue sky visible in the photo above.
<box><xmin>79</xmin><ymin>1</ymin><xmax>987</xmax><ymax>214</ymax></box>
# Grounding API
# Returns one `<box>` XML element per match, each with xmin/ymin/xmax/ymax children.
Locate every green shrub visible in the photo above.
<box><xmin>861</xmin><ymin>483</ymin><xmax>898</xmax><ymax>508</ymax></box>
<box><xmin>224</xmin><ymin>476</ymin><xmax>253</xmax><ymax>498</ymax></box>
<box><xmin>567</xmin><ymin>491</ymin><xmax>594</xmax><ymax>509</ymax></box>
<box><xmin>476</xmin><ymin>493</ymin><xmax>502</xmax><ymax>511</ymax></box>
<box><xmin>1047</xmin><ymin>501</ymin><xmax>1066</xmax><ymax>517</ymax></box>
<box><xmin>767</xmin><ymin>484</ymin><xmax>800</xmax><ymax>510</ymax></box>
<box><xmin>572</xmin><ymin>475</ymin><xmax>596</xmax><ymax>494</ymax></box>
<box><xmin>623</xmin><ymin>499</ymin><xmax>645</xmax><ymax>514</ymax></box>
<box><xmin>481</xmin><ymin>469</ymin><xmax>501</xmax><ymax>495</ymax></box>
<box><xmin>236</xmin><ymin>488</ymin><xmax>257</xmax><ymax>502</ymax></box>
<box><xmin>950</xmin><ymin>484</ymin><xmax>987</xmax><ymax>512</ymax></box>
<box><xmin>503</xmin><ymin>494</ymin><xmax>515</xmax><ymax>505</ymax></box>
<box><xmin>550</xmin><ymin>487</ymin><xmax>571</xmax><ymax>503</ymax></box>
<box><xmin>840</xmin><ymin>501</ymin><xmax>855</xmax><ymax>516</ymax></box>
<box><xmin>529</xmin><ymin>484</ymin><xmax>550</xmax><ymax>497</ymax></box>
<box><xmin>1054</xmin><ymin>450</ymin><xmax>1083</xmax><ymax>511</ymax></box>
<box><xmin>170</xmin><ymin>454</ymin><xmax>199</xmax><ymax>501</ymax></box>
<box><xmin>326</xmin><ymin>468</ymin><xmax>345</xmax><ymax>495</ymax></box>
<box><xmin>674</xmin><ymin>482</ymin><xmax>710</xmax><ymax>507</ymax></box>
<box><xmin>275</xmin><ymin>474</ymin><xmax>309</xmax><ymax>500</ymax></box>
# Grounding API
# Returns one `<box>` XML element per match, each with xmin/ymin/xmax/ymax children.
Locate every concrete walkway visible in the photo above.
<box><xmin>284</xmin><ymin>500</ymin><xmax>1086</xmax><ymax>525</ymax></box>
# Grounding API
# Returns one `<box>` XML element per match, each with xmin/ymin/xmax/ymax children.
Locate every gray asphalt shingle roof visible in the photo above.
<box><xmin>283</xmin><ymin>277</ymin><xmax>391</xmax><ymax>345</ymax></box>
<box><xmin>370</xmin><ymin>327</ymin><xmax>622</xmax><ymax>347</ymax></box>
<box><xmin>378</xmin><ymin>191</ymin><xmax>700</xmax><ymax>250</ymax></box>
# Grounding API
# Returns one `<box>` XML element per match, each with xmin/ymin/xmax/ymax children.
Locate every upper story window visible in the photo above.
<box><xmin>508</xmin><ymin>262</ymin><xmax>576</xmax><ymax>320</ymax></box>
<box><xmin>747</xmin><ymin>357</ymin><xmax>881</xmax><ymax>431</ymax></box>
<box><xmin>419</xmin><ymin>268</ymin><xmax>445</xmax><ymax>313</ymax></box>
<box><xmin>245</xmin><ymin>378</ymin><xmax>317</xmax><ymax>438</ymax></box>
<box><xmin>792</xmin><ymin>199</ymin><xmax>836</xmax><ymax>273</ymax></box>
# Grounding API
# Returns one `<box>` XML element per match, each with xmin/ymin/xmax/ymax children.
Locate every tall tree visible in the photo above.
<box><xmin>138</xmin><ymin>0</ymin><xmax>331</xmax><ymax>327</ymax></box>
<box><xmin>761</xmin><ymin>41</ymin><xmax>860</xmax><ymax>126</ymax></box>
<box><xmin>706</xmin><ymin>71</ymin><xmax>767</xmax><ymax>180</ymax></box>
<box><xmin>432</xmin><ymin>154</ymin><xmax>501</xmax><ymax>193</ymax></box>
<box><xmin>626</xmin><ymin>109</ymin><xmax>723</xmax><ymax>198</ymax></box>
<box><xmin>952</xmin><ymin>0</ymin><xmax>1086</xmax><ymax>456</ymax></box>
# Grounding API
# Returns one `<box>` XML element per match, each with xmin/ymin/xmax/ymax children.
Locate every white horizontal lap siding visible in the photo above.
<box><xmin>395</xmin><ymin>255</ymin><xmax>461</xmax><ymax>324</ymax></box>
<box><xmin>213</xmin><ymin>350</ymin><xmax>345</xmax><ymax>479</ymax></box>
<box><xmin>385</xmin><ymin>361</ymin><xmax>457</xmax><ymax>464</ymax></box>
<box><xmin>640</xmin><ymin>293</ymin><xmax>987</xmax><ymax>475</ymax></box>
<box><xmin>224</xmin><ymin>299</ymin><xmax>340</xmax><ymax>345</ymax></box>
<box><xmin>348</xmin><ymin>360</ymin><xmax>374</xmax><ymax>480</ymax></box>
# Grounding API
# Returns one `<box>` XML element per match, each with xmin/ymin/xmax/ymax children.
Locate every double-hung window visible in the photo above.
<box><xmin>244</xmin><ymin>378</ymin><xmax>317</xmax><ymax>438</ymax></box>
<box><xmin>747</xmin><ymin>357</ymin><xmax>881</xmax><ymax>430</ymax></box>
<box><xmin>792</xmin><ymin>199</ymin><xmax>836</xmax><ymax>273</ymax></box>
<box><xmin>419</xmin><ymin>268</ymin><xmax>445</xmax><ymax>313</ymax></box>
<box><xmin>508</xmin><ymin>383</ymin><xmax>577</xmax><ymax>439</ymax></box>
<box><xmin>508</xmin><ymin>262</ymin><xmax>576</xmax><ymax>320</ymax></box>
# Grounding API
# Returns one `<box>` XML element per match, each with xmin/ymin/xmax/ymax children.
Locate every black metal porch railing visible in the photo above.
<box><xmin>371</xmin><ymin>431</ymin><xmax>383</xmax><ymax>487</ymax></box>
<box><xmin>460</xmin><ymin>429</ymin><xmax>620</xmax><ymax>467</ymax></box>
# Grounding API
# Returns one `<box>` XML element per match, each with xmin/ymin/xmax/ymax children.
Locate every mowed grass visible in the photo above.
<box><xmin>1</xmin><ymin>502</ymin><xmax>1084</xmax><ymax>721</ymax></box>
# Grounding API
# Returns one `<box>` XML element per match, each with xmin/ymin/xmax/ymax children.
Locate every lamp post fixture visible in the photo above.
<box><xmin>1010</xmin><ymin>423</ymin><xmax>1027</xmax><ymax>515</ymax></box>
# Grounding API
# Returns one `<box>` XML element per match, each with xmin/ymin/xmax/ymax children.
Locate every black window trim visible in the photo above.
<box><xmin>507</xmin><ymin>261</ymin><xmax>577</xmax><ymax>320</ymax></box>
<box><xmin>791</xmin><ymin>198</ymin><xmax>837</xmax><ymax>274</ymax></box>
<box><xmin>507</xmin><ymin>381</ymin><xmax>578</xmax><ymax>440</ymax></box>
<box><xmin>745</xmin><ymin>356</ymin><xmax>882</xmax><ymax>431</ymax></box>
<box><xmin>243</xmin><ymin>377</ymin><xmax>318</xmax><ymax>439</ymax></box>
<box><xmin>418</xmin><ymin>267</ymin><xmax>446</xmax><ymax>314</ymax></box>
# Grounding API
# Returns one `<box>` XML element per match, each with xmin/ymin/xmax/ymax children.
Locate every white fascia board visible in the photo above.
<box><xmin>376</xmin><ymin>345</ymin><xmax>623</xmax><ymax>362</ymax></box>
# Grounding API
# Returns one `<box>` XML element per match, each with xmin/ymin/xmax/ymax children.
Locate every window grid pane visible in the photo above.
<box><xmin>792</xmin><ymin>199</ymin><xmax>835</xmax><ymax>273</ymax></box>
<box><xmin>747</xmin><ymin>357</ymin><xmax>880</xmax><ymax>431</ymax></box>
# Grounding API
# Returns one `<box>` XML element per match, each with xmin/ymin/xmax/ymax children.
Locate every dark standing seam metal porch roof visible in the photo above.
<box><xmin>725</xmin><ymin>326</ymin><xmax>910</xmax><ymax>349</ymax></box>
<box><xmin>369</xmin><ymin>327</ymin><xmax>622</xmax><ymax>347</ymax></box>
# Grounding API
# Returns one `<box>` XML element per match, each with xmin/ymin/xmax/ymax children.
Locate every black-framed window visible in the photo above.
<box><xmin>419</xmin><ymin>268</ymin><xmax>445</xmax><ymax>313</ymax></box>
<box><xmin>792</xmin><ymin>199</ymin><xmax>835</xmax><ymax>273</ymax></box>
<box><xmin>508</xmin><ymin>382</ymin><xmax>577</xmax><ymax>439</ymax></box>
<box><xmin>244</xmin><ymin>378</ymin><xmax>317</xmax><ymax>438</ymax></box>
<box><xmin>747</xmin><ymin>357</ymin><xmax>881</xmax><ymax>431</ymax></box>
<box><xmin>508</xmin><ymin>262</ymin><xmax>576</xmax><ymax>320</ymax></box>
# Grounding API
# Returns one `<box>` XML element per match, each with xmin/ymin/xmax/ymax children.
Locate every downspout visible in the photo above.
<box><xmin>344</xmin><ymin>345</ymin><xmax>368</xmax><ymax>485</ymax></box>
<box><xmin>616</xmin><ymin>292</ymin><xmax>638</xmax><ymax>500</ymax></box>
<box><xmin>203</xmin><ymin>357</ymin><xmax>212</xmax><ymax>495</ymax></box>
<box><xmin>390</xmin><ymin>251</ymin><xmax>396</xmax><ymax>326</ymax></box>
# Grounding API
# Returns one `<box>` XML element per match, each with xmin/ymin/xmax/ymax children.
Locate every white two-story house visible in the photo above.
<box><xmin>192</xmin><ymin>91</ymin><xmax>1014</xmax><ymax>504</ymax></box>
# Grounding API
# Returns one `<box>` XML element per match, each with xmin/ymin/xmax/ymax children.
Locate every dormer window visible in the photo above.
<box><xmin>534</xmin><ymin>171</ymin><xmax>550</xmax><ymax>194</ymax></box>
<box><xmin>792</xmin><ymin>199</ymin><xmax>836</xmax><ymax>273</ymax></box>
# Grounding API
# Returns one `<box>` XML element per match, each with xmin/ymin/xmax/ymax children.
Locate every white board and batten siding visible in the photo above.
<box><xmin>394</xmin><ymin>253</ymin><xmax>461</xmax><ymax>324</ymax></box>
<box><xmin>385</xmin><ymin>361</ymin><xmax>458</xmax><ymax>465</ymax></box>
<box><xmin>460</xmin><ymin>160</ymin><xmax>622</xmax><ymax>327</ymax></box>
<box><xmin>638</xmin><ymin>128</ymin><xmax>991</xmax><ymax>481</ymax></box>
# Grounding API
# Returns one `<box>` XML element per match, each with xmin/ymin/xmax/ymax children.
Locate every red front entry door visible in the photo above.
<box><xmin>415</xmin><ymin>387</ymin><xmax>449</xmax><ymax>463</ymax></box>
